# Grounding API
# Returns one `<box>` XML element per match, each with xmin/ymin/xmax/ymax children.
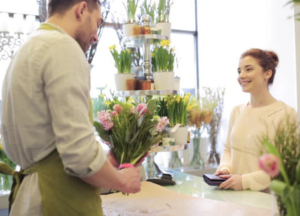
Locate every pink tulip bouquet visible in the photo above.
<box><xmin>94</xmin><ymin>100</ymin><xmax>169</xmax><ymax>168</ymax></box>
<box><xmin>259</xmin><ymin>119</ymin><xmax>300</xmax><ymax>216</ymax></box>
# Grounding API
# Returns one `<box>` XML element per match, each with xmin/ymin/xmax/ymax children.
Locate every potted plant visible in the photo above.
<box><xmin>156</xmin><ymin>94</ymin><xmax>191</xmax><ymax>168</ymax></box>
<box><xmin>156</xmin><ymin>0</ymin><xmax>173</xmax><ymax>37</ymax></box>
<box><xmin>123</xmin><ymin>0</ymin><xmax>140</xmax><ymax>36</ymax></box>
<box><xmin>259</xmin><ymin>118</ymin><xmax>300</xmax><ymax>216</ymax></box>
<box><xmin>140</xmin><ymin>0</ymin><xmax>156</xmax><ymax>27</ymax></box>
<box><xmin>109</xmin><ymin>44</ymin><xmax>134</xmax><ymax>91</ymax></box>
<box><xmin>152</xmin><ymin>39</ymin><xmax>175</xmax><ymax>90</ymax></box>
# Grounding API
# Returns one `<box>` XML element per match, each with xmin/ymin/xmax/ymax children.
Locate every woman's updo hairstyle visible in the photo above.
<box><xmin>241</xmin><ymin>48</ymin><xmax>279</xmax><ymax>85</ymax></box>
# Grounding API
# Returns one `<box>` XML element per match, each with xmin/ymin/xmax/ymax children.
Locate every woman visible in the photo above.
<box><xmin>215</xmin><ymin>48</ymin><xmax>297</xmax><ymax>191</ymax></box>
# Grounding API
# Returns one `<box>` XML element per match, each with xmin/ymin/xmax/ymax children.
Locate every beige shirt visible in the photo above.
<box><xmin>217</xmin><ymin>101</ymin><xmax>297</xmax><ymax>191</ymax></box>
<box><xmin>1</xmin><ymin>23</ymin><xmax>106</xmax><ymax>215</ymax></box>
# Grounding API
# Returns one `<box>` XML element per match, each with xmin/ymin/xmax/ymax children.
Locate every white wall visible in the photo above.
<box><xmin>197</xmin><ymin>0</ymin><xmax>298</xmax><ymax>151</ymax></box>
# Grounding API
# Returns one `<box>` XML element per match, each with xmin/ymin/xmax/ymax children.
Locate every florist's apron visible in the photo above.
<box><xmin>0</xmin><ymin>23</ymin><xmax>102</xmax><ymax>216</ymax></box>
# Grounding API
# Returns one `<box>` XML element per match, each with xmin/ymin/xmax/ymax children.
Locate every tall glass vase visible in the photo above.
<box><xmin>207</xmin><ymin>130</ymin><xmax>220</xmax><ymax>166</ymax></box>
<box><xmin>190</xmin><ymin>129</ymin><xmax>204</xmax><ymax>169</ymax></box>
<box><xmin>169</xmin><ymin>151</ymin><xmax>182</xmax><ymax>169</ymax></box>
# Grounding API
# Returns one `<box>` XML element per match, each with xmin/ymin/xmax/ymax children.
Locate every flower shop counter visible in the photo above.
<box><xmin>0</xmin><ymin>171</ymin><xmax>274</xmax><ymax>216</ymax></box>
<box><xmin>165</xmin><ymin>170</ymin><xmax>273</xmax><ymax>210</ymax></box>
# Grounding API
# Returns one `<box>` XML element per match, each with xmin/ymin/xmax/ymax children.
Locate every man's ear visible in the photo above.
<box><xmin>75</xmin><ymin>2</ymin><xmax>88</xmax><ymax>21</ymax></box>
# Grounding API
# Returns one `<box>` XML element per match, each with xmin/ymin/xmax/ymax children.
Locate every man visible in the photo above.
<box><xmin>1</xmin><ymin>0</ymin><xmax>141</xmax><ymax>215</ymax></box>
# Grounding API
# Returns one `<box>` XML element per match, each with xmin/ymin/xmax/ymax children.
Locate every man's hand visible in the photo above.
<box><xmin>118</xmin><ymin>167</ymin><xmax>141</xmax><ymax>194</ymax></box>
<box><xmin>218</xmin><ymin>174</ymin><xmax>243</xmax><ymax>191</ymax></box>
<box><xmin>107</xmin><ymin>149</ymin><xmax>119</xmax><ymax>168</ymax></box>
<box><xmin>107</xmin><ymin>150</ymin><xmax>149</xmax><ymax>168</ymax></box>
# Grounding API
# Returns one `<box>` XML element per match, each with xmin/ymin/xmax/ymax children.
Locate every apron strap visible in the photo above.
<box><xmin>0</xmin><ymin>162</ymin><xmax>25</xmax><ymax>212</ymax></box>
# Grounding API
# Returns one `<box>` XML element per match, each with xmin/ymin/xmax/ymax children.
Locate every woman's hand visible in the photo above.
<box><xmin>215</xmin><ymin>169</ymin><xmax>230</xmax><ymax>176</ymax></box>
<box><xmin>218</xmin><ymin>174</ymin><xmax>243</xmax><ymax>191</ymax></box>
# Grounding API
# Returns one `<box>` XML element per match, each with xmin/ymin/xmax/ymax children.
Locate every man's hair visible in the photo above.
<box><xmin>48</xmin><ymin>0</ymin><xmax>100</xmax><ymax>17</ymax></box>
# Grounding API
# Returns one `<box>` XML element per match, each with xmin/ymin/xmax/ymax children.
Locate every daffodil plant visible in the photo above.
<box><xmin>152</xmin><ymin>40</ymin><xmax>175</xmax><ymax>72</ymax></box>
<box><xmin>141</xmin><ymin>0</ymin><xmax>156</xmax><ymax>26</ymax></box>
<box><xmin>157</xmin><ymin>93</ymin><xmax>191</xmax><ymax>127</ymax></box>
<box><xmin>124</xmin><ymin>0</ymin><xmax>140</xmax><ymax>23</ymax></box>
<box><xmin>157</xmin><ymin>0</ymin><xmax>173</xmax><ymax>23</ymax></box>
<box><xmin>109</xmin><ymin>45</ymin><xmax>133</xmax><ymax>74</ymax></box>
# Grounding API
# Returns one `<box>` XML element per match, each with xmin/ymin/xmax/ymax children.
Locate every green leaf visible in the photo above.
<box><xmin>94</xmin><ymin>121</ymin><xmax>110</xmax><ymax>143</ymax></box>
<box><xmin>147</xmin><ymin>100</ymin><xmax>157</xmax><ymax>112</ymax></box>
<box><xmin>263</xmin><ymin>139</ymin><xmax>291</xmax><ymax>186</ymax></box>
<box><xmin>270</xmin><ymin>180</ymin><xmax>288</xmax><ymax>198</ymax></box>
<box><xmin>263</xmin><ymin>139</ymin><xmax>281</xmax><ymax>157</ymax></box>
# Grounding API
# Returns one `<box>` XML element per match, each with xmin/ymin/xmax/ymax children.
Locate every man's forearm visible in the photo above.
<box><xmin>81</xmin><ymin>159</ymin><xmax>125</xmax><ymax>190</ymax></box>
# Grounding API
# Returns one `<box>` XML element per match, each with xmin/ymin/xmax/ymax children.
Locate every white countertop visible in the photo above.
<box><xmin>165</xmin><ymin>170</ymin><xmax>274</xmax><ymax>210</ymax></box>
<box><xmin>0</xmin><ymin>170</ymin><xmax>275</xmax><ymax>213</ymax></box>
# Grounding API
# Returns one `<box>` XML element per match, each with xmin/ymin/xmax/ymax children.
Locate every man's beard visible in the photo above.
<box><xmin>75</xmin><ymin>30</ymin><xmax>90</xmax><ymax>53</ymax></box>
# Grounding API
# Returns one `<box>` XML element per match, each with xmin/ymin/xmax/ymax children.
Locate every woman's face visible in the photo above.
<box><xmin>237</xmin><ymin>56</ymin><xmax>271</xmax><ymax>93</ymax></box>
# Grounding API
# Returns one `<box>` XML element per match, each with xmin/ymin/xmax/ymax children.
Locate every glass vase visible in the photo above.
<box><xmin>190</xmin><ymin>129</ymin><xmax>205</xmax><ymax>169</ymax></box>
<box><xmin>207</xmin><ymin>132</ymin><xmax>220</xmax><ymax>166</ymax></box>
<box><xmin>169</xmin><ymin>151</ymin><xmax>182</xmax><ymax>169</ymax></box>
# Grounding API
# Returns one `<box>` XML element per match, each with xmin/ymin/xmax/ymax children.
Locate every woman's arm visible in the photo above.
<box><xmin>216</xmin><ymin>107</ymin><xmax>237</xmax><ymax>174</ymax></box>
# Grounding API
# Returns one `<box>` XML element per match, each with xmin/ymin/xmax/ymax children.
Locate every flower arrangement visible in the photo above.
<box><xmin>94</xmin><ymin>100</ymin><xmax>169</xmax><ymax>166</ymax></box>
<box><xmin>152</xmin><ymin>40</ymin><xmax>175</xmax><ymax>72</ymax></box>
<box><xmin>259</xmin><ymin>118</ymin><xmax>300</xmax><ymax>216</ymax></box>
<box><xmin>157</xmin><ymin>0</ymin><xmax>173</xmax><ymax>23</ymax></box>
<box><xmin>187</xmin><ymin>95</ymin><xmax>217</xmax><ymax>168</ymax></box>
<box><xmin>202</xmin><ymin>87</ymin><xmax>225</xmax><ymax>165</ymax></box>
<box><xmin>109</xmin><ymin>45</ymin><xmax>133</xmax><ymax>74</ymax></box>
<box><xmin>187</xmin><ymin>96</ymin><xmax>217</xmax><ymax>130</ymax></box>
<box><xmin>124</xmin><ymin>0</ymin><xmax>140</xmax><ymax>23</ymax></box>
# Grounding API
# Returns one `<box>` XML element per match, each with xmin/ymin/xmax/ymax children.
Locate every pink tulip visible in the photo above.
<box><xmin>258</xmin><ymin>154</ymin><xmax>280</xmax><ymax>177</ymax></box>
<box><xmin>137</xmin><ymin>103</ymin><xmax>147</xmax><ymax>115</ymax></box>
<box><xmin>113</xmin><ymin>104</ymin><xmax>123</xmax><ymax>114</ymax></box>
